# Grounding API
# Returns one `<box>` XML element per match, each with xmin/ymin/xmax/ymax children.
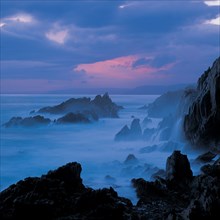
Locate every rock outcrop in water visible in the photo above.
<box><xmin>115</xmin><ymin>118</ymin><xmax>142</xmax><ymax>141</ymax></box>
<box><xmin>38</xmin><ymin>92</ymin><xmax>123</xmax><ymax>118</ymax></box>
<box><xmin>0</xmin><ymin>152</ymin><xmax>220</xmax><ymax>219</ymax></box>
<box><xmin>3</xmin><ymin>115</ymin><xmax>51</xmax><ymax>127</ymax></box>
<box><xmin>2</xmin><ymin>93</ymin><xmax>122</xmax><ymax>128</ymax></box>
<box><xmin>56</xmin><ymin>112</ymin><xmax>91</xmax><ymax>124</ymax></box>
<box><xmin>184</xmin><ymin>57</ymin><xmax>220</xmax><ymax>149</ymax></box>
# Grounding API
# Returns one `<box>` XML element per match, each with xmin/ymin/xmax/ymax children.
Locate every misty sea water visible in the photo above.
<box><xmin>1</xmin><ymin>94</ymin><xmax>176</xmax><ymax>204</ymax></box>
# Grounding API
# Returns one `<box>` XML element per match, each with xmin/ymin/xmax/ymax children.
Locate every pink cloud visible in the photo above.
<box><xmin>73</xmin><ymin>55</ymin><xmax>175</xmax><ymax>87</ymax></box>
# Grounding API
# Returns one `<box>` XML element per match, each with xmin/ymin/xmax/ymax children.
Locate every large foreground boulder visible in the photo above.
<box><xmin>166</xmin><ymin>150</ymin><xmax>193</xmax><ymax>187</ymax></box>
<box><xmin>0</xmin><ymin>162</ymin><xmax>134</xmax><ymax>220</ymax></box>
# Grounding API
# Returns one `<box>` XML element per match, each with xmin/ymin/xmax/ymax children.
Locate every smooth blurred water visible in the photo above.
<box><xmin>0</xmin><ymin>94</ymin><xmax>177</xmax><ymax>204</ymax></box>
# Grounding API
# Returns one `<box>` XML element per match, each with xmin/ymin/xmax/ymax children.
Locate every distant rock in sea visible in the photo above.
<box><xmin>3</xmin><ymin>115</ymin><xmax>51</xmax><ymax>128</ymax></box>
<box><xmin>184</xmin><ymin>57</ymin><xmax>220</xmax><ymax>149</ymax></box>
<box><xmin>124</xmin><ymin>154</ymin><xmax>138</xmax><ymax>165</ymax></box>
<box><xmin>56</xmin><ymin>112</ymin><xmax>91</xmax><ymax>124</ymax></box>
<box><xmin>114</xmin><ymin>118</ymin><xmax>142</xmax><ymax>141</ymax></box>
<box><xmin>2</xmin><ymin>93</ymin><xmax>122</xmax><ymax>128</ymax></box>
<box><xmin>38</xmin><ymin>92</ymin><xmax>123</xmax><ymax>118</ymax></box>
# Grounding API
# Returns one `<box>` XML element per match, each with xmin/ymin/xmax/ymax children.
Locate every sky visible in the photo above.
<box><xmin>0</xmin><ymin>0</ymin><xmax>220</xmax><ymax>93</ymax></box>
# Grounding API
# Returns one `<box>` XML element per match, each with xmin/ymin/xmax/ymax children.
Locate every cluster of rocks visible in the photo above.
<box><xmin>38</xmin><ymin>92</ymin><xmax>123</xmax><ymax>118</ymax></box>
<box><xmin>1</xmin><ymin>150</ymin><xmax>219</xmax><ymax>219</ymax></box>
<box><xmin>132</xmin><ymin>150</ymin><xmax>220</xmax><ymax>219</ymax></box>
<box><xmin>2</xmin><ymin>93</ymin><xmax>123</xmax><ymax>128</ymax></box>
<box><xmin>114</xmin><ymin>87</ymin><xmax>196</xmax><ymax>143</ymax></box>
<box><xmin>115</xmin><ymin>118</ymin><xmax>156</xmax><ymax>142</ymax></box>
<box><xmin>184</xmin><ymin>57</ymin><xmax>220</xmax><ymax>149</ymax></box>
<box><xmin>122</xmin><ymin>57</ymin><xmax>220</xmax><ymax>147</ymax></box>
<box><xmin>115</xmin><ymin>119</ymin><xmax>142</xmax><ymax>141</ymax></box>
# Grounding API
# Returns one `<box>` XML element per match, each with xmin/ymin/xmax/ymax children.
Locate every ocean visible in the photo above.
<box><xmin>0</xmin><ymin>94</ymin><xmax>198</xmax><ymax>204</ymax></box>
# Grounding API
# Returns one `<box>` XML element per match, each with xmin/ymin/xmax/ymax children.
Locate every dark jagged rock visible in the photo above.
<box><xmin>124</xmin><ymin>154</ymin><xmax>138</xmax><ymax>165</ymax></box>
<box><xmin>56</xmin><ymin>112</ymin><xmax>90</xmax><ymax>124</ymax></box>
<box><xmin>166</xmin><ymin>150</ymin><xmax>193</xmax><ymax>187</ymax></box>
<box><xmin>114</xmin><ymin>118</ymin><xmax>142</xmax><ymax>141</ymax></box>
<box><xmin>201</xmin><ymin>158</ymin><xmax>220</xmax><ymax>177</ymax></box>
<box><xmin>184</xmin><ymin>57</ymin><xmax>220</xmax><ymax>149</ymax></box>
<box><xmin>38</xmin><ymin>93</ymin><xmax>123</xmax><ymax>118</ymax></box>
<box><xmin>184</xmin><ymin>166</ymin><xmax>220</xmax><ymax>219</ymax></box>
<box><xmin>1</xmin><ymin>152</ymin><xmax>220</xmax><ymax>220</ymax></box>
<box><xmin>132</xmin><ymin>178</ymin><xmax>167</xmax><ymax>201</ymax></box>
<box><xmin>132</xmin><ymin>152</ymin><xmax>220</xmax><ymax>219</ymax></box>
<box><xmin>3</xmin><ymin>115</ymin><xmax>51</xmax><ymax>128</ymax></box>
<box><xmin>195</xmin><ymin>151</ymin><xmax>217</xmax><ymax>163</ymax></box>
<box><xmin>0</xmin><ymin>162</ymin><xmax>135</xmax><ymax>220</ymax></box>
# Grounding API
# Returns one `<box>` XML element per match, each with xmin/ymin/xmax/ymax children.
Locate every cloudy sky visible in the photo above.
<box><xmin>0</xmin><ymin>0</ymin><xmax>219</xmax><ymax>93</ymax></box>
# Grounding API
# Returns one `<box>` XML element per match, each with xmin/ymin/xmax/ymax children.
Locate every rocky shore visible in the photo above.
<box><xmin>0</xmin><ymin>150</ymin><xmax>219</xmax><ymax>220</ymax></box>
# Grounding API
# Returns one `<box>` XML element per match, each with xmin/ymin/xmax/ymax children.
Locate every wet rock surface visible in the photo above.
<box><xmin>195</xmin><ymin>151</ymin><xmax>217</xmax><ymax>163</ymax></box>
<box><xmin>184</xmin><ymin>57</ymin><xmax>220</xmax><ymax>149</ymax></box>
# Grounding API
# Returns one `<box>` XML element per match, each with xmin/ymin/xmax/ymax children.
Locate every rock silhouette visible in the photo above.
<box><xmin>184</xmin><ymin>57</ymin><xmax>220</xmax><ymax>149</ymax></box>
